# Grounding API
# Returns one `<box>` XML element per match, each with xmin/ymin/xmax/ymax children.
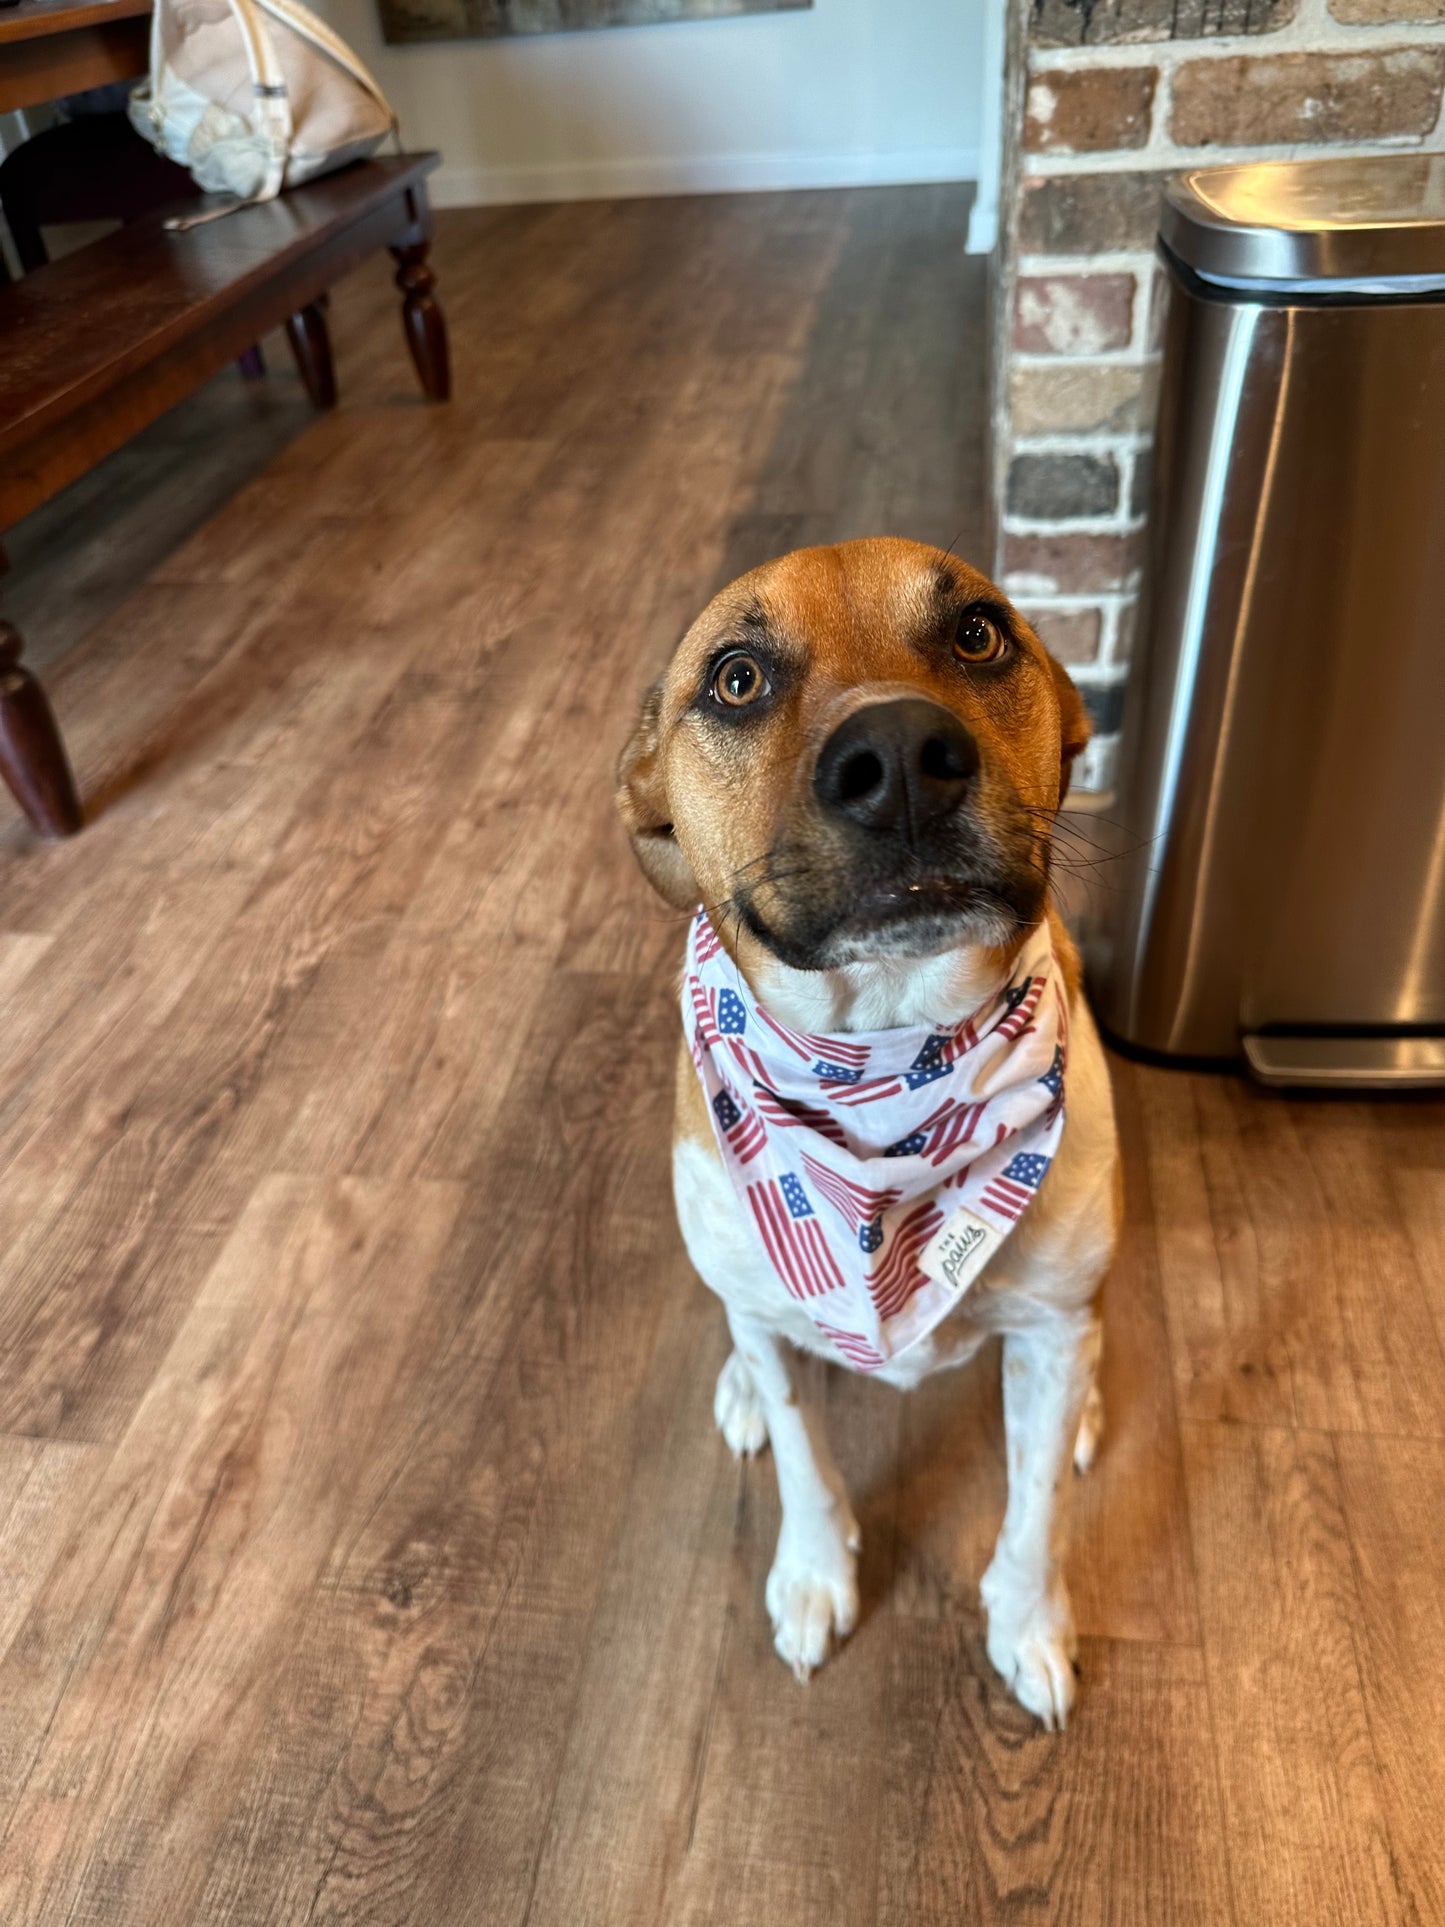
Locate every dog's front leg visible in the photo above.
<box><xmin>726</xmin><ymin>1312</ymin><xmax>860</xmax><ymax>1682</ymax></box>
<box><xmin>980</xmin><ymin>1310</ymin><xmax>1101</xmax><ymax>1729</ymax></box>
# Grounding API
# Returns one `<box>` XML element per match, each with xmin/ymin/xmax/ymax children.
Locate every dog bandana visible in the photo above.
<box><xmin>683</xmin><ymin>908</ymin><xmax>1068</xmax><ymax>1369</ymax></box>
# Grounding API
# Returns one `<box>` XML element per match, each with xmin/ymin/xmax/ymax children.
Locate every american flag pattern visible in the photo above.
<box><xmin>682</xmin><ymin>909</ymin><xmax>1068</xmax><ymax>1371</ymax></box>
<box><xmin>800</xmin><ymin>1151</ymin><xmax>902</xmax><ymax>1237</ymax></box>
<box><xmin>746</xmin><ymin>1173</ymin><xmax>847</xmax><ymax>1300</ymax></box>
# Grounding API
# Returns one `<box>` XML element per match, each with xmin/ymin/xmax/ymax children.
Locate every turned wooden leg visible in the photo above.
<box><xmin>236</xmin><ymin>344</ymin><xmax>266</xmax><ymax>380</ymax></box>
<box><xmin>390</xmin><ymin>242</ymin><xmax>451</xmax><ymax>402</ymax></box>
<box><xmin>0</xmin><ymin>621</ymin><xmax>82</xmax><ymax>837</ymax></box>
<box><xmin>285</xmin><ymin>303</ymin><xmax>337</xmax><ymax>410</ymax></box>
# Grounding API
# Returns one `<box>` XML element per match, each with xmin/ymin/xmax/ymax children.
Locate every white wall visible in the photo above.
<box><xmin>322</xmin><ymin>0</ymin><xmax>983</xmax><ymax>207</ymax></box>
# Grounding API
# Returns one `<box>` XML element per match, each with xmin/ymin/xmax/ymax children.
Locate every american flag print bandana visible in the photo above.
<box><xmin>683</xmin><ymin>908</ymin><xmax>1068</xmax><ymax>1370</ymax></box>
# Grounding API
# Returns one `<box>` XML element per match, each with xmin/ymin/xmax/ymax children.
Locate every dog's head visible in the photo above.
<box><xmin>616</xmin><ymin>538</ymin><xmax>1089</xmax><ymax>971</ymax></box>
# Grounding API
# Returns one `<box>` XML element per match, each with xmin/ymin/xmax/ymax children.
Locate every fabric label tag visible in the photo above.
<box><xmin>919</xmin><ymin>1205</ymin><xmax>1004</xmax><ymax>1299</ymax></box>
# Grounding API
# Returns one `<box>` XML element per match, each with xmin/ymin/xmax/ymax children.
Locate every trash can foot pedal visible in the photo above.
<box><xmin>1242</xmin><ymin>1033</ymin><xmax>1445</xmax><ymax>1090</ymax></box>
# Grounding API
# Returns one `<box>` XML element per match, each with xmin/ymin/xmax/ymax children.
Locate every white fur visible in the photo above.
<box><xmin>713</xmin><ymin>1347</ymin><xmax>769</xmax><ymax>1457</ymax></box>
<box><xmin>674</xmin><ymin>947</ymin><xmax>1117</xmax><ymax>1724</ymax></box>
<box><xmin>753</xmin><ymin>940</ymin><xmax>1014</xmax><ymax>1036</ymax></box>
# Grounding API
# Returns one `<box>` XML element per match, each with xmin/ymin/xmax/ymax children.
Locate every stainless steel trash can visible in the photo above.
<box><xmin>1090</xmin><ymin>156</ymin><xmax>1445</xmax><ymax>1089</ymax></box>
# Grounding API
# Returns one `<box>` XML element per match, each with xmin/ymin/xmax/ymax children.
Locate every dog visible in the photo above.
<box><xmin>616</xmin><ymin>538</ymin><xmax>1120</xmax><ymax>1729</ymax></box>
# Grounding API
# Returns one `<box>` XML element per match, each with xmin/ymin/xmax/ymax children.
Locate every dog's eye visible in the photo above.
<box><xmin>712</xmin><ymin>651</ymin><xmax>769</xmax><ymax>708</ymax></box>
<box><xmin>953</xmin><ymin>611</ymin><xmax>1007</xmax><ymax>665</ymax></box>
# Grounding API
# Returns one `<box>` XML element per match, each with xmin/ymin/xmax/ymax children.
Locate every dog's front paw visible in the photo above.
<box><xmin>980</xmin><ymin>1557</ymin><xmax>1078</xmax><ymax>1731</ymax></box>
<box><xmin>714</xmin><ymin>1350</ymin><xmax>769</xmax><ymax>1458</ymax></box>
<box><xmin>766</xmin><ymin>1510</ymin><xmax>860</xmax><ymax>1683</ymax></box>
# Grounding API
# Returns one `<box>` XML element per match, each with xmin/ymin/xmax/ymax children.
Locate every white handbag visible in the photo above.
<box><xmin>128</xmin><ymin>0</ymin><xmax>397</xmax><ymax>214</ymax></box>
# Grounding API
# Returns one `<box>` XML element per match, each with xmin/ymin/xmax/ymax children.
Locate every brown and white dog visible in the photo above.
<box><xmin>616</xmin><ymin>538</ymin><xmax>1120</xmax><ymax>1728</ymax></box>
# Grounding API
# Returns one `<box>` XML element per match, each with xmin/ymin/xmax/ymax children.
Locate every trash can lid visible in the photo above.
<box><xmin>1161</xmin><ymin>155</ymin><xmax>1445</xmax><ymax>289</ymax></box>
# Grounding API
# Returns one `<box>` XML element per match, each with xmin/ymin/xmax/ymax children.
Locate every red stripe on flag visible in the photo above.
<box><xmin>808</xmin><ymin>1036</ymin><xmax>871</xmax><ymax>1068</ymax></box>
<box><xmin>815</xmin><ymin>1322</ymin><xmax>886</xmax><ymax>1371</ymax></box>
<box><xmin>756</xmin><ymin>1007</ymin><xmax>814</xmax><ymax>1062</ymax></box>
<box><xmin>689</xmin><ymin>978</ymin><xmax>722</xmax><ymax>1050</ymax></box>
<box><xmin>755</xmin><ymin>1090</ymin><xmax>849</xmax><ymax>1147</ymax></box>
<box><xmin>728</xmin><ymin>1112</ymin><xmax>768</xmax><ymax>1164</ymax></box>
<box><xmin>997</xmin><ymin>979</ymin><xmax>1044</xmax><ymax>1041</ymax></box>
<box><xmin>748</xmin><ymin>1183</ymin><xmax>808</xmax><ymax>1298</ymax></box>
<box><xmin>801</xmin><ymin>1152</ymin><xmax>902</xmax><ymax>1233</ymax></box>
<box><xmin>727</xmin><ymin>1041</ymin><xmax>772</xmax><ymax>1085</ymax></box>
<box><xmin>866</xmin><ymin>1201</ymin><xmax>944</xmax><ymax>1319</ymax></box>
<box><xmin>927</xmin><ymin>1101</ymin><xmax>986</xmax><ymax>1166</ymax></box>
<box><xmin>748</xmin><ymin>1183</ymin><xmax>845</xmax><ymax>1300</ymax></box>
<box><xmin>798</xmin><ymin>1215</ymin><xmax>846</xmax><ymax>1295</ymax></box>
<box><xmin>753</xmin><ymin>1007</ymin><xmax>872</xmax><ymax>1068</ymax></box>
<box><xmin>833</xmin><ymin>1078</ymin><xmax>904</xmax><ymax>1107</ymax></box>
<box><xmin>980</xmin><ymin>1176</ymin><xmax>1033</xmax><ymax>1222</ymax></box>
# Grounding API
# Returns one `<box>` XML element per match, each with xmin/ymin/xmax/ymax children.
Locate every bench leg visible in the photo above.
<box><xmin>0</xmin><ymin>622</ymin><xmax>82</xmax><ymax>837</ymax></box>
<box><xmin>285</xmin><ymin>304</ymin><xmax>337</xmax><ymax>410</ymax></box>
<box><xmin>391</xmin><ymin>242</ymin><xmax>450</xmax><ymax>403</ymax></box>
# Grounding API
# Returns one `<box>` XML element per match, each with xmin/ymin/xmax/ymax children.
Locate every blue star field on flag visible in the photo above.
<box><xmin>779</xmin><ymin>1172</ymin><xmax>815</xmax><ymax>1219</ymax></box>
<box><xmin>1001</xmin><ymin>1150</ymin><xmax>1051</xmax><ymax>1189</ymax></box>
<box><xmin>813</xmin><ymin>1060</ymin><xmax>864</xmax><ymax>1084</ymax></box>
<box><xmin>716</xmin><ymin>988</ymin><xmax>748</xmax><ymax>1035</ymax></box>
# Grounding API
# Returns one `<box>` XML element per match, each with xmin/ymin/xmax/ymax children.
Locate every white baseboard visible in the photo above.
<box><xmin>429</xmin><ymin>147</ymin><xmax>980</xmax><ymax>208</ymax></box>
<box><xmin>965</xmin><ymin>189</ymin><xmax>998</xmax><ymax>256</ymax></box>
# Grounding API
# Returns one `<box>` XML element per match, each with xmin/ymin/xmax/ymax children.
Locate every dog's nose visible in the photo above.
<box><xmin>814</xmin><ymin>698</ymin><xmax>979</xmax><ymax>836</ymax></box>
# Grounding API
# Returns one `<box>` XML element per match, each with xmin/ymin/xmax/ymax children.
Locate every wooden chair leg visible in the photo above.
<box><xmin>390</xmin><ymin>241</ymin><xmax>451</xmax><ymax>402</ymax></box>
<box><xmin>0</xmin><ymin>621</ymin><xmax>82</xmax><ymax>836</ymax></box>
<box><xmin>4</xmin><ymin>198</ymin><xmax>47</xmax><ymax>276</ymax></box>
<box><xmin>284</xmin><ymin>303</ymin><xmax>337</xmax><ymax>410</ymax></box>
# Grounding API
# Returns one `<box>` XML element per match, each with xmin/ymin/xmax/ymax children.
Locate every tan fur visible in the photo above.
<box><xmin>674</xmin><ymin>1035</ymin><xmax>713</xmax><ymax>1148</ymax></box>
<box><xmin>618</xmin><ymin>539</ymin><xmax>1083</xmax><ymax>981</ymax></box>
<box><xmin>620</xmin><ymin>538</ymin><xmax>1120</xmax><ymax>1726</ymax></box>
<box><xmin>1048</xmin><ymin>906</ymin><xmax>1086</xmax><ymax>1009</ymax></box>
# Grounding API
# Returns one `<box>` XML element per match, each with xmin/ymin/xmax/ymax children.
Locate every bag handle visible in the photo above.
<box><xmin>230</xmin><ymin>0</ymin><xmax>292</xmax><ymax>203</ymax></box>
<box><xmin>253</xmin><ymin>0</ymin><xmax>397</xmax><ymax>131</ymax></box>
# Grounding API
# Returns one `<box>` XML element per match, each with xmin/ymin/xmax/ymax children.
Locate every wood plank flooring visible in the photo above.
<box><xmin>1</xmin><ymin>186</ymin><xmax>1443</xmax><ymax>1925</ymax></box>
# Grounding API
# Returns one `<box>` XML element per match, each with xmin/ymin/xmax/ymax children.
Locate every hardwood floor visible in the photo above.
<box><xmin>1</xmin><ymin>186</ymin><xmax>1442</xmax><ymax>1925</ymax></box>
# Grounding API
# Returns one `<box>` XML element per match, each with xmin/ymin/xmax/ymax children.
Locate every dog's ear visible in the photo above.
<box><xmin>615</xmin><ymin>679</ymin><xmax>701</xmax><ymax>911</ymax></box>
<box><xmin>1045</xmin><ymin>653</ymin><xmax>1091</xmax><ymax>805</ymax></box>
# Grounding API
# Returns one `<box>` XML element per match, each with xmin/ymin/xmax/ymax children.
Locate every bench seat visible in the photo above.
<box><xmin>0</xmin><ymin>151</ymin><xmax>449</xmax><ymax>835</ymax></box>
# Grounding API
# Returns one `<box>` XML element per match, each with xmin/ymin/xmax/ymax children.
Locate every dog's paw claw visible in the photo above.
<box><xmin>981</xmin><ymin>1559</ymin><xmax>1078</xmax><ymax>1731</ymax></box>
<box><xmin>766</xmin><ymin>1520</ymin><xmax>859</xmax><ymax>1681</ymax></box>
<box><xmin>714</xmin><ymin>1351</ymin><xmax>769</xmax><ymax>1458</ymax></box>
<box><xmin>998</xmin><ymin>1629</ymin><xmax>1078</xmax><ymax>1730</ymax></box>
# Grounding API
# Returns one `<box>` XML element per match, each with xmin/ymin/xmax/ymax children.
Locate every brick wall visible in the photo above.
<box><xmin>991</xmin><ymin>0</ymin><xmax>1445</xmax><ymax>791</ymax></box>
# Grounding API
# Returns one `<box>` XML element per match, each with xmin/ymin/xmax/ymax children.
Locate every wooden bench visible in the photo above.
<box><xmin>0</xmin><ymin>151</ymin><xmax>450</xmax><ymax>836</ymax></box>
